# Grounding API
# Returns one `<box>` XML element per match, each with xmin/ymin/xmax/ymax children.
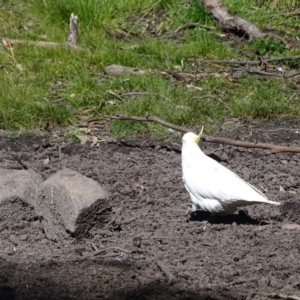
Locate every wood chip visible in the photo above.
<box><xmin>279</xmin><ymin>223</ymin><xmax>300</xmax><ymax>230</ymax></box>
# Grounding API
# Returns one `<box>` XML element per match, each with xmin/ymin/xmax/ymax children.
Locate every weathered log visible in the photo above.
<box><xmin>203</xmin><ymin>0</ymin><xmax>264</xmax><ymax>40</ymax></box>
<box><xmin>68</xmin><ymin>13</ymin><xmax>78</xmax><ymax>45</ymax></box>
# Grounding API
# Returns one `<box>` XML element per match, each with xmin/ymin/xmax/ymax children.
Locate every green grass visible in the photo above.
<box><xmin>0</xmin><ymin>0</ymin><xmax>300</xmax><ymax>136</ymax></box>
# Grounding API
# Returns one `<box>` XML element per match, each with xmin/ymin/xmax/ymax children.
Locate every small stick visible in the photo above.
<box><xmin>92</xmin><ymin>242</ymin><xmax>99</xmax><ymax>252</ymax></box>
<box><xmin>13</xmin><ymin>158</ymin><xmax>29</xmax><ymax>170</ymax></box>
<box><xmin>121</xmin><ymin>92</ymin><xmax>171</xmax><ymax>102</ymax></box>
<box><xmin>58</xmin><ymin>146</ymin><xmax>62</xmax><ymax>160</ymax></box>
<box><xmin>93</xmin><ymin>246</ymin><xmax>131</xmax><ymax>256</ymax></box>
<box><xmin>3</xmin><ymin>38</ymin><xmax>82</xmax><ymax>50</ymax></box>
<box><xmin>68</xmin><ymin>13</ymin><xmax>78</xmax><ymax>45</ymax></box>
<box><xmin>191</xmin><ymin>55</ymin><xmax>300</xmax><ymax>66</ymax></box>
<box><xmin>108</xmin><ymin>90</ymin><xmax>124</xmax><ymax>101</ymax></box>
<box><xmin>157</xmin><ymin>261</ymin><xmax>175</xmax><ymax>284</ymax></box>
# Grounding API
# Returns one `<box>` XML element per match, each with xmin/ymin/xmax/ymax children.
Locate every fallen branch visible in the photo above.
<box><xmin>245</xmin><ymin>68</ymin><xmax>300</xmax><ymax>79</ymax></box>
<box><xmin>2</xmin><ymin>13</ymin><xmax>82</xmax><ymax>50</ymax></box>
<box><xmin>106</xmin><ymin>114</ymin><xmax>300</xmax><ymax>154</ymax></box>
<box><xmin>203</xmin><ymin>0</ymin><xmax>264</xmax><ymax>40</ymax></box>
<box><xmin>191</xmin><ymin>55</ymin><xmax>300</xmax><ymax>66</ymax></box>
<box><xmin>107</xmin><ymin>114</ymin><xmax>190</xmax><ymax>134</ymax></box>
<box><xmin>1</xmin><ymin>38</ymin><xmax>82</xmax><ymax>50</ymax></box>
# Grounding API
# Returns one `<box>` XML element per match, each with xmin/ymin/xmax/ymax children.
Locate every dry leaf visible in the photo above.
<box><xmin>133</xmin><ymin>182</ymin><xmax>145</xmax><ymax>190</ymax></box>
<box><xmin>16</xmin><ymin>64</ymin><xmax>23</xmax><ymax>72</ymax></box>
<box><xmin>43</xmin><ymin>157</ymin><xmax>50</xmax><ymax>165</ymax></box>
<box><xmin>279</xmin><ymin>185</ymin><xmax>285</xmax><ymax>193</ymax></box>
<box><xmin>186</xmin><ymin>84</ymin><xmax>203</xmax><ymax>91</ymax></box>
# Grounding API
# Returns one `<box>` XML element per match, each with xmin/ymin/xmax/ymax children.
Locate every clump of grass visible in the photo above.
<box><xmin>0</xmin><ymin>0</ymin><xmax>299</xmax><ymax>136</ymax></box>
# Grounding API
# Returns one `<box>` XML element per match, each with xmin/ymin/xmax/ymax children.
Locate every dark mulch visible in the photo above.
<box><xmin>0</xmin><ymin>119</ymin><xmax>300</xmax><ymax>300</ymax></box>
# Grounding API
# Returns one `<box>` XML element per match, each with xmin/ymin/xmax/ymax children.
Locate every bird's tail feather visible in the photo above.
<box><xmin>267</xmin><ymin>200</ymin><xmax>281</xmax><ymax>206</ymax></box>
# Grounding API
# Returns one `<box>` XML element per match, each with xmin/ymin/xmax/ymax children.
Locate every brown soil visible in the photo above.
<box><xmin>1</xmin><ymin>120</ymin><xmax>300</xmax><ymax>300</ymax></box>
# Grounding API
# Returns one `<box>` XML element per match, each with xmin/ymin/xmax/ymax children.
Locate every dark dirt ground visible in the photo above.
<box><xmin>1</xmin><ymin>119</ymin><xmax>300</xmax><ymax>300</ymax></box>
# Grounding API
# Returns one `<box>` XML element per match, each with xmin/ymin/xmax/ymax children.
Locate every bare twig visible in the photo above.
<box><xmin>93</xmin><ymin>246</ymin><xmax>131</xmax><ymax>256</ymax></box>
<box><xmin>245</xmin><ymin>68</ymin><xmax>300</xmax><ymax>78</ymax></box>
<box><xmin>121</xmin><ymin>92</ymin><xmax>171</xmax><ymax>102</ymax></box>
<box><xmin>106</xmin><ymin>114</ymin><xmax>300</xmax><ymax>154</ymax></box>
<box><xmin>13</xmin><ymin>157</ymin><xmax>29</xmax><ymax>170</ymax></box>
<box><xmin>191</xmin><ymin>55</ymin><xmax>300</xmax><ymax>66</ymax></box>
<box><xmin>108</xmin><ymin>90</ymin><xmax>124</xmax><ymax>101</ymax></box>
<box><xmin>106</xmin><ymin>114</ymin><xmax>190</xmax><ymax>134</ymax></box>
<box><xmin>92</xmin><ymin>242</ymin><xmax>99</xmax><ymax>252</ymax></box>
<box><xmin>257</xmin><ymin>293</ymin><xmax>300</xmax><ymax>300</ymax></box>
<box><xmin>2</xmin><ymin>38</ymin><xmax>82</xmax><ymax>50</ymax></box>
<box><xmin>12</xmin><ymin>138</ymin><xmax>37</xmax><ymax>159</ymax></box>
<box><xmin>157</xmin><ymin>261</ymin><xmax>175</xmax><ymax>284</ymax></box>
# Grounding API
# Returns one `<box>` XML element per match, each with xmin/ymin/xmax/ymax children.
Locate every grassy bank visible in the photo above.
<box><xmin>0</xmin><ymin>0</ymin><xmax>299</xmax><ymax>136</ymax></box>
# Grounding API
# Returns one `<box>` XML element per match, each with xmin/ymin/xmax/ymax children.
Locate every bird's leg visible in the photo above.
<box><xmin>186</xmin><ymin>204</ymin><xmax>197</xmax><ymax>215</ymax></box>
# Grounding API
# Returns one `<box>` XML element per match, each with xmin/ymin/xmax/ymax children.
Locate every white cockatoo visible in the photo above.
<box><xmin>181</xmin><ymin>127</ymin><xmax>281</xmax><ymax>215</ymax></box>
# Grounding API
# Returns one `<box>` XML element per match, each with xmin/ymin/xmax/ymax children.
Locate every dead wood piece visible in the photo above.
<box><xmin>157</xmin><ymin>261</ymin><xmax>176</xmax><ymax>284</ymax></box>
<box><xmin>106</xmin><ymin>114</ymin><xmax>300</xmax><ymax>154</ymax></box>
<box><xmin>108</xmin><ymin>90</ymin><xmax>124</xmax><ymax>101</ymax></box>
<box><xmin>259</xmin><ymin>293</ymin><xmax>300</xmax><ymax>300</ymax></box>
<box><xmin>121</xmin><ymin>92</ymin><xmax>171</xmax><ymax>102</ymax></box>
<box><xmin>93</xmin><ymin>247</ymin><xmax>132</xmax><ymax>256</ymax></box>
<box><xmin>279</xmin><ymin>223</ymin><xmax>300</xmax><ymax>230</ymax></box>
<box><xmin>68</xmin><ymin>13</ymin><xmax>78</xmax><ymax>45</ymax></box>
<box><xmin>203</xmin><ymin>0</ymin><xmax>264</xmax><ymax>40</ymax></box>
<box><xmin>3</xmin><ymin>38</ymin><xmax>82</xmax><ymax>50</ymax></box>
<box><xmin>193</xmin><ymin>55</ymin><xmax>300</xmax><ymax>67</ymax></box>
<box><xmin>92</xmin><ymin>242</ymin><xmax>99</xmax><ymax>251</ymax></box>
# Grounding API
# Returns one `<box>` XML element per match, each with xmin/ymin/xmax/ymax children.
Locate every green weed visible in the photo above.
<box><xmin>0</xmin><ymin>0</ymin><xmax>299</xmax><ymax>136</ymax></box>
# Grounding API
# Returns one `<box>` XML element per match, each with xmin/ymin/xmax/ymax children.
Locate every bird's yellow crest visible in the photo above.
<box><xmin>194</xmin><ymin>126</ymin><xmax>204</xmax><ymax>143</ymax></box>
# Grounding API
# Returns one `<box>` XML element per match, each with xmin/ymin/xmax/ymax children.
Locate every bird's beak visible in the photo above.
<box><xmin>195</xmin><ymin>126</ymin><xmax>204</xmax><ymax>143</ymax></box>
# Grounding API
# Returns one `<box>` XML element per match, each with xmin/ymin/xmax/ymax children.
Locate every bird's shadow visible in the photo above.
<box><xmin>189</xmin><ymin>210</ymin><xmax>269</xmax><ymax>225</ymax></box>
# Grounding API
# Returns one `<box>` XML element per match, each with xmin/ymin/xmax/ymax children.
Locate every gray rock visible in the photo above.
<box><xmin>0</xmin><ymin>168</ymin><xmax>42</xmax><ymax>227</ymax></box>
<box><xmin>0</xmin><ymin>168</ymin><xmax>43</xmax><ymax>207</ymax></box>
<box><xmin>38</xmin><ymin>168</ymin><xmax>111</xmax><ymax>240</ymax></box>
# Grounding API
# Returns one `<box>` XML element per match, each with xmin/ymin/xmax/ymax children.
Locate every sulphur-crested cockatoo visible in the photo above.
<box><xmin>181</xmin><ymin>127</ymin><xmax>280</xmax><ymax>215</ymax></box>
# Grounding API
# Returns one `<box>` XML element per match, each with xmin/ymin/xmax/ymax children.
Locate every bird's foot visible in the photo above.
<box><xmin>186</xmin><ymin>204</ymin><xmax>197</xmax><ymax>216</ymax></box>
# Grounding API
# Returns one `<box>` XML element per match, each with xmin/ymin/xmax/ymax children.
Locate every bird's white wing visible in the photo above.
<box><xmin>183</xmin><ymin>154</ymin><xmax>268</xmax><ymax>205</ymax></box>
